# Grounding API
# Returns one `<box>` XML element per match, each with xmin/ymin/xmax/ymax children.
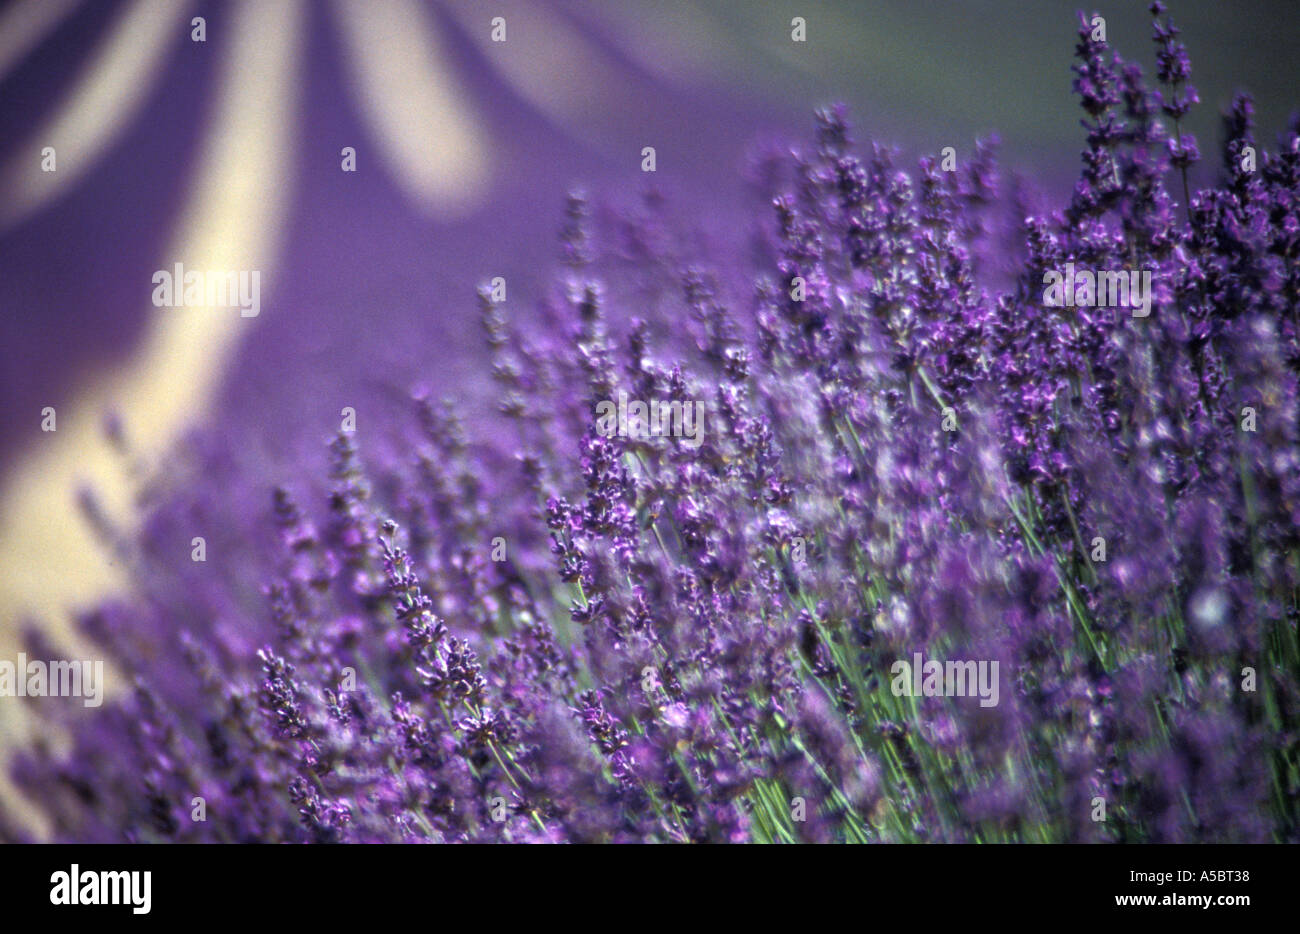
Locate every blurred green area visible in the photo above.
<box><xmin>577</xmin><ymin>0</ymin><xmax>1298</xmax><ymax>177</ymax></box>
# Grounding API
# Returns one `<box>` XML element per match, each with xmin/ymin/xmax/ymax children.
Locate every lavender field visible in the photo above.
<box><xmin>0</xmin><ymin>2</ymin><xmax>1297</xmax><ymax>846</ymax></box>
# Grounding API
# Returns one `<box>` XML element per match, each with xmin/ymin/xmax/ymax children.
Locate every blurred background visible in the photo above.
<box><xmin>0</xmin><ymin>0</ymin><xmax>1297</xmax><ymax>816</ymax></box>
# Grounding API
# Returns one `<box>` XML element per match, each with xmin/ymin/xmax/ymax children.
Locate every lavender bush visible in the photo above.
<box><xmin>5</xmin><ymin>5</ymin><xmax>1298</xmax><ymax>843</ymax></box>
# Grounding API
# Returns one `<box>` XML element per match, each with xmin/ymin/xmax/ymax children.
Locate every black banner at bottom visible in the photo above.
<box><xmin>0</xmin><ymin>843</ymin><xmax>1279</xmax><ymax>921</ymax></box>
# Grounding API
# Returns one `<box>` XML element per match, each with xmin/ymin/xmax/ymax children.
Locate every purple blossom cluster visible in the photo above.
<box><xmin>5</xmin><ymin>5</ymin><xmax>1299</xmax><ymax>843</ymax></box>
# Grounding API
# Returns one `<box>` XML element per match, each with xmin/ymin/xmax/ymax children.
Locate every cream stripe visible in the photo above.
<box><xmin>0</xmin><ymin>0</ymin><xmax>191</xmax><ymax>229</ymax></box>
<box><xmin>0</xmin><ymin>0</ymin><xmax>83</xmax><ymax>85</ymax></box>
<box><xmin>0</xmin><ymin>0</ymin><xmax>304</xmax><ymax>835</ymax></box>
<box><xmin>332</xmin><ymin>0</ymin><xmax>489</xmax><ymax>217</ymax></box>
